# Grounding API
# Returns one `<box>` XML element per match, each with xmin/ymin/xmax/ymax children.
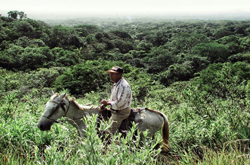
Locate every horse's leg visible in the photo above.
<box><xmin>66</xmin><ymin>118</ymin><xmax>86</xmax><ymax>137</ymax></box>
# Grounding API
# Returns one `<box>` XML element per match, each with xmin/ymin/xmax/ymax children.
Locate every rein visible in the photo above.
<box><xmin>42</xmin><ymin>98</ymin><xmax>70</xmax><ymax>123</ymax></box>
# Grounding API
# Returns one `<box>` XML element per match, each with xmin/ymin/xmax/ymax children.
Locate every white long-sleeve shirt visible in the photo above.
<box><xmin>109</xmin><ymin>77</ymin><xmax>132</xmax><ymax>110</ymax></box>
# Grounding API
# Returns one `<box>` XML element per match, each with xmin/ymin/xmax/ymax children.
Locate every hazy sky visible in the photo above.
<box><xmin>1</xmin><ymin>0</ymin><xmax>250</xmax><ymax>19</ymax></box>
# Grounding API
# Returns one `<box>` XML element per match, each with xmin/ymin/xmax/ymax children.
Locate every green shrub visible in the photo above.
<box><xmin>228</xmin><ymin>52</ymin><xmax>250</xmax><ymax>63</ymax></box>
<box><xmin>53</xmin><ymin>60</ymin><xmax>128</xmax><ymax>95</ymax></box>
<box><xmin>192</xmin><ymin>62</ymin><xmax>250</xmax><ymax>98</ymax></box>
<box><xmin>143</xmin><ymin>46</ymin><xmax>176</xmax><ymax>73</ymax></box>
<box><xmin>192</xmin><ymin>42</ymin><xmax>230</xmax><ymax>63</ymax></box>
<box><xmin>25</xmin><ymin>67</ymin><xmax>65</xmax><ymax>88</ymax></box>
<box><xmin>158</xmin><ymin>61</ymin><xmax>194</xmax><ymax>86</ymax></box>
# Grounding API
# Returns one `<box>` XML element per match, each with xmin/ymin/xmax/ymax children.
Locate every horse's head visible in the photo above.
<box><xmin>37</xmin><ymin>90</ymin><xmax>69</xmax><ymax>131</ymax></box>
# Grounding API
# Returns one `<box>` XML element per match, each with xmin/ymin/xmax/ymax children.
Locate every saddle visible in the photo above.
<box><xmin>98</xmin><ymin>107</ymin><xmax>146</xmax><ymax>134</ymax></box>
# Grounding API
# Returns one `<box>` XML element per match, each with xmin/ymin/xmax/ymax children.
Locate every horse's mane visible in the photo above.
<box><xmin>72</xmin><ymin>99</ymin><xmax>99</xmax><ymax>111</ymax></box>
<box><xmin>50</xmin><ymin>93</ymin><xmax>60</xmax><ymax>101</ymax></box>
<box><xmin>65</xmin><ymin>93</ymin><xmax>99</xmax><ymax>111</ymax></box>
<box><xmin>51</xmin><ymin>93</ymin><xmax>98</xmax><ymax>110</ymax></box>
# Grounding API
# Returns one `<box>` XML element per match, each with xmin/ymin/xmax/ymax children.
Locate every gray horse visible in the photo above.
<box><xmin>37</xmin><ymin>90</ymin><xmax>169</xmax><ymax>151</ymax></box>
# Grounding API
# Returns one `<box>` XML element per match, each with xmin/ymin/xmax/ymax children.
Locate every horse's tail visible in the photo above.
<box><xmin>146</xmin><ymin>108</ymin><xmax>169</xmax><ymax>152</ymax></box>
<box><xmin>161</xmin><ymin>113</ymin><xmax>169</xmax><ymax>152</ymax></box>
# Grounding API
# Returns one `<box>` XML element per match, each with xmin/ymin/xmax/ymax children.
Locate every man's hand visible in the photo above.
<box><xmin>100</xmin><ymin>104</ymin><xmax>107</xmax><ymax>110</ymax></box>
<box><xmin>100</xmin><ymin>99</ymin><xmax>109</xmax><ymax>106</ymax></box>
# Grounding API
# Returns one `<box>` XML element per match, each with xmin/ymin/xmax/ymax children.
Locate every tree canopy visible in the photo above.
<box><xmin>1</xmin><ymin>11</ymin><xmax>250</xmax><ymax>94</ymax></box>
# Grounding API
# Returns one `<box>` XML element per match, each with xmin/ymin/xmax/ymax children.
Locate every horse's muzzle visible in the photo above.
<box><xmin>37</xmin><ymin>121</ymin><xmax>53</xmax><ymax>131</ymax></box>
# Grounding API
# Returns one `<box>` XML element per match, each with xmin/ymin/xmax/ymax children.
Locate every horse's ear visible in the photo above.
<box><xmin>50</xmin><ymin>89</ymin><xmax>54</xmax><ymax>96</ymax></box>
<box><xmin>58</xmin><ymin>93</ymin><xmax>66</xmax><ymax>100</ymax></box>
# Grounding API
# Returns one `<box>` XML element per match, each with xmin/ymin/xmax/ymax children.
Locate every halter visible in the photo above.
<box><xmin>42</xmin><ymin>98</ymin><xmax>70</xmax><ymax>123</ymax></box>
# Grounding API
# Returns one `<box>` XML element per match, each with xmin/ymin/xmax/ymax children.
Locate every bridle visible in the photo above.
<box><xmin>42</xmin><ymin>98</ymin><xmax>70</xmax><ymax>123</ymax></box>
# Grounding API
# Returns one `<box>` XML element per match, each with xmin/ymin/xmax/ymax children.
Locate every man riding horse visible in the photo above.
<box><xmin>37</xmin><ymin>67</ymin><xmax>169</xmax><ymax>151</ymax></box>
<box><xmin>100</xmin><ymin>66</ymin><xmax>132</xmax><ymax>134</ymax></box>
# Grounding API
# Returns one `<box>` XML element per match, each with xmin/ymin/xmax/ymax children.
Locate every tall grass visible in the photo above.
<box><xmin>0</xmin><ymin>69</ymin><xmax>249</xmax><ymax>164</ymax></box>
<box><xmin>0</xmin><ymin>108</ymin><xmax>162</xmax><ymax>164</ymax></box>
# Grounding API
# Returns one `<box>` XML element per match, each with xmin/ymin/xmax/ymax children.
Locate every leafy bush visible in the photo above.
<box><xmin>228</xmin><ymin>52</ymin><xmax>250</xmax><ymax>63</ymax></box>
<box><xmin>13</xmin><ymin>21</ymin><xmax>34</xmax><ymax>37</ymax></box>
<box><xmin>5</xmin><ymin>44</ymin><xmax>24</xmax><ymax>68</ymax></box>
<box><xmin>53</xmin><ymin>60</ymin><xmax>128</xmax><ymax>95</ymax></box>
<box><xmin>74</xmin><ymin>25</ymin><xmax>100</xmax><ymax>37</ymax></box>
<box><xmin>110</xmin><ymin>30</ymin><xmax>132</xmax><ymax>39</ymax></box>
<box><xmin>26</xmin><ymin>67</ymin><xmax>65</xmax><ymax>88</ymax></box>
<box><xmin>216</xmin><ymin>35</ymin><xmax>243</xmax><ymax>55</ymax></box>
<box><xmin>158</xmin><ymin>61</ymin><xmax>194</xmax><ymax>86</ymax></box>
<box><xmin>192</xmin><ymin>42</ymin><xmax>230</xmax><ymax>63</ymax></box>
<box><xmin>213</xmin><ymin>27</ymin><xmax>234</xmax><ymax>39</ymax></box>
<box><xmin>50</xmin><ymin>47</ymin><xmax>80</xmax><ymax>67</ymax></box>
<box><xmin>20</xmin><ymin>46</ymin><xmax>47</xmax><ymax>70</ymax></box>
<box><xmin>192</xmin><ymin>62</ymin><xmax>250</xmax><ymax>98</ymax></box>
<box><xmin>0</xmin><ymin>68</ymin><xmax>26</xmax><ymax>93</ymax></box>
<box><xmin>143</xmin><ymin>46</ymin><xmax>176</xmax><ymax>73</ymax></box>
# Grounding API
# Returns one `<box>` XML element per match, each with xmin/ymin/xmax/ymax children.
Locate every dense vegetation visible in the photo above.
<box><xmin>0</xmin><ymin>11</ymin><xmax>249</xmax><ymax>164</ymax></box>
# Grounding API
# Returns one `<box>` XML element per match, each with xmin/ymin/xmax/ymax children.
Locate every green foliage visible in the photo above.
<box><xmin>158</xmin><ymin>61</ymin><xmax>194</xmax><ymax>86</ymax></box>
<box><xmin>26</xmin><ymin>67</ymin><xmax>65</xmax><ymax>88</ymax></box>
<box><xmin>239</xmin><ymin>36</ymin><xmax>250</xmax><ymax>52</ymax></box>
<box><xmin>168</xmin><ymin>32</ymin><xmax>208</xmax><ymax>54</ymax></box>
<box><xmin>1</xmin><ymin>17</ymin><xmax>250</xmax><ymax>164</ymax></box>
<box><xmin>53</xmin><ymin>60</ymin><xmax>126</xmax><ymax>95</ymax></box>
<box><xmin>16</xmin><ymin>36</ymin><xmax>46</xmax><ymax>47</ymax></box>
<box><xmin>0</xmin><ymin>50</ymin><xmax>11</xmax><ymax>68</ymax></box>
<box><xmin>192</xmin><ymin>42</ymin><xmax>230</xmax><ymax>63</ymax></box>
<box><xmin>179</xmin><ymin>62</ymin><xmax>250</xmax><ymax>142</ymax></box>
<box><xmin>74</xmin><ymin>25</ymin><xmax>100</xmax><ymax>37</ymax></box>
<box><xmin>49</xmin><ymin>25</ymin><xmax>83</xmax><ymax>49</ymax></box>
<box><xmin>51</xmin><ymin>47</ymin><xmax>80</xmax><ymax>67</ymax></box>
<box><xmin>3</xmin><ymin>44</ymin><xmax>24</xmax><ymax>68</ymax></box>
<box><xmin>136</xmin><ymin>41</ymin><xmax>153</xmax><ymax>53</ymax></box>
<box><xmin>125</xmin><ymin>68</ymin><xmax>161</xmax><ymax>104</ymax></box>
<box><xmin>7</xmin><ymin>10</ymin><xmax>26</xmax><ymax>20</ymax></box>
<box><xmin>117</xmin><ymin>40</ymin><xmax>134</xmax><ymax>54</ymax></box>
<box><xmin>0</xmin><ymin>68</ymin><xmax>25</xmax><ymax>94</ymax></box>
<box><xmin>7</xmin><ymin>10</ymin><xmax>19</xmax><ymax>19</ymax></box>
<box><xmin>192</xmin><ymin>62</ymin><xmax>250</xmax><ymax>98</ymax></box>
<box><xmin>13</xmin><ymin>21</ymin><xmax>34</xmax><ymax>37</ymax></box>
<box><xmin>20</xmin><ymin>46</ymin><xmax>47</xmax><ymax>70</ymax></box>
<box><xmin>110</xmin><ymin>30</ymin><xmax>132</xmax><ymax>39</ymax></box>
<box><xmin>0</xmin><ymin>111</ymin><xmax>162</xmax><ymax>164</ymax></box>
<box><xmin>0</xmin><ymin>93</ymin><xmax>20</xmax><ymax>120</ymax></box>
<box><xmin>85</xmin><ymin>33</ymin><xmax>97</xmax><ymax>44</ymax></box>
<box><xmin>143</xmin><ymin>46</ymin><xmax>176</xmax><ymax>73</ymax></box>
<box><xmin>213</xmin><ymin>27</ymin><xmax>234</xmax><ymax>39</ymax></box>
<box><xmin>15</xmin><ymin>36</ymin><xmax>31</xmax><ymax>47</ymax></box>
<box><xmin>1</xmin><ymin>16</ymin><xmax>250</xmax><ymax>87</ymax></box>
<box><xmin>228</xmin><ymin>52</ymin><xmax>250</xmax><ymax>63</ymax></box>
<box><xmin>0</xmin><ymin>45</ymin><xmax>80</xmax><ymax>70</ymax></box>
<box><xmin>216</xmin><ymin>35</ymin><xmax>243</xmax><ymax>55</ymax></box>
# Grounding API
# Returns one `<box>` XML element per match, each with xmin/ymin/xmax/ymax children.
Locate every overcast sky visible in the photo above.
<box><xmin>1</xmin><ymin>0</ymin><xmax>250</xmax><ymax>19</ymax></box>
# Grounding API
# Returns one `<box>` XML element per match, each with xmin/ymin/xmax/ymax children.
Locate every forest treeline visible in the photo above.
<box><xmin>1</xmin><ymin>11</ymin><xmax>250</xmax><ymax>97</ymax></box>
